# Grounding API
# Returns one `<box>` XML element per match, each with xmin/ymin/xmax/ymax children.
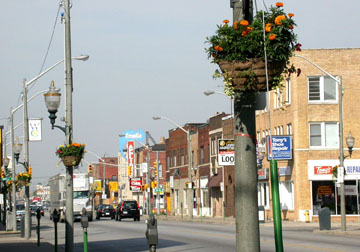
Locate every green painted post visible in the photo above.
<box><xmin>55</xmin><ymin>222</ymin><xmax>58</xmax><ymax>252</ymax></box>
<box><xmin>83</xmin><ymin>229</ymin><xmax>88</xmax><ymax>252</ymax></box>
<box><xmin>270</xmin><ymin>160</ymin><xmax>283</xmax><ymax>252</ymax></box>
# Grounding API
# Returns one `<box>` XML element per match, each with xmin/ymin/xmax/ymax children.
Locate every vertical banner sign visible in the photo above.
<box><xmin>29</xmin><ymin>119</ymin><xmax>42</xmax><ymax>141</ymax></box>
<box><xmin>127</xmin><ymin>141</ymin><xmax>135</xmax><ymax>178</ymax></box>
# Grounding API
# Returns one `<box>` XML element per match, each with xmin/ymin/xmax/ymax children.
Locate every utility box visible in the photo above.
<box><xmin>319</xmin><ymin>207</ymin><xmax>331</xmax><ymax>230</ymax></box>
<box><xmin>258</xmin><ymin>206</ymin><xmax>265</xmax><ymax>223</ymax></box>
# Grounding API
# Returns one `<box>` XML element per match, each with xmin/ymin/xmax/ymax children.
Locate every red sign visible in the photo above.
<box><xmin>127</xmin><ymin>141</ymin><xmax>135</xmax><ymax>177</ymax></box>
<box><xmin>130</xmin><ymin>178</ymin><xmax>142</xmax><ymax>191</ymax></box>
<box><xmin>317</xmin><ymin>185</ymin><xmax>333</xmax><ymax>195</ymax></box>
<box><xmin>314</xmin><ymin>166</ymin><xmax>333</xmax><ymax>175</ymax></box>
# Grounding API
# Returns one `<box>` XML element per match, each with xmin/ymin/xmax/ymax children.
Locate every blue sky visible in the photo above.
<box><xmin>1</xmin><ymin>0</ymin><xmax>360</xmax><ymax>188</ymax></box>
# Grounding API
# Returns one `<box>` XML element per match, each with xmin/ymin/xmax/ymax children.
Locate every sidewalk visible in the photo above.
<box><xmin>154</xmin><ymin>214</ymin><xmax>360</xmax><ymax>236</ymax></box>
<box><xmin>0</xmin><ymin>221</ymin><xmax>63</xmax><ymax>252</ymax></box>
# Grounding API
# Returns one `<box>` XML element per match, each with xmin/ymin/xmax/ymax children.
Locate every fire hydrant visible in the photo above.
<box><xmin>304</xmin><ymin>210</ymin><xmax>310</xmax><ymax>223</ymax></box>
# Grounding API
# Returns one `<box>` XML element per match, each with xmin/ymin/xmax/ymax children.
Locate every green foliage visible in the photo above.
<box><xmin>55</xmin><ymin>143</ymin><xmax>85</xmax><ymax>158</ymax></box>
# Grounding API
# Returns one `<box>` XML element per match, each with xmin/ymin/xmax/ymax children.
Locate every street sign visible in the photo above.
<box><xmin>218</xmin><ymin>139</ymin><xmax>235</xmax><ymax>166</ymax></box>
<box><xmin>267</xmin><ymin>136</ymin><xmax>292</xmax><ymax>160</ymax></box>
<box><xmin>130</xmin><ymin>177</ymin><xmax>142</xmax><ymax>191</ymax></box>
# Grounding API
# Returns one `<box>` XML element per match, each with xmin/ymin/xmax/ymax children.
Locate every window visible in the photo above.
<box><xmin>175</xmin><ymin>189</ymin><xmax>179</xmax><ymax>212</ymax></box>
<box><xmin>308</xmin><ymin>76</ymin><xmax>337</xmax><ymax>102</ymax></box>
<box><xmin>159</xmin><ymin>164</ymin><xmax>163</xmax><ymax>178</ymax></box>
<box><xmin>173</xmin><ymin>150</ymin><xmax>177</xmax><ymax>167</ymax></box>
<box><xmin>167</xmin><ymin>155</ymin><xmax>170</xmax><ymax>170</ymax></box>
<box><xmin>211</xmin><ymin>138</ymin><xmax>217</xmax><ymax>155</ymax></box>
<box><xmin>258</xmin><ymin>182</ymin><xmax>270</xmax><ymax>209</ymax></box>
<box><xmin>287</xmin><ymin>124</ymin><xmax>292</xmax><ymax>135</ymax></box>
<box><xmin>180</xmin><ymin>148</ymin><xmax>185</xmax><ymax>166</ymax></box>
<box><xmin>274</xmin><ymin>88</ymin><xmax>282</xmax><ymax>109</ymax></box>
<box><xmin>200</xmin><ymin>146</ymin><xmax>205</xmax><ymax>164</ymax></box>
<box><xmin>279</xmin><ymin>181</ymin><xmax>294</xmax><ymax>210</ymax></box>
<box><xmin>309</xmin><ymin>122</ymin><xmax>338</xmax><ymax>148</ymax></box>
<box><xmin>183</xmin><ymin>189</ymin><xmax>188</xmax><ymax>209</ymax></box>
<box><xmin>286</xmin><ymin>78</ymin><xmax>291</xmax><ymax>105</ymax></box>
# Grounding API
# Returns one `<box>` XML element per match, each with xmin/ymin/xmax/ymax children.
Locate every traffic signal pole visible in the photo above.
<box><xmin>156</xmin><ymin>152</ymin><xmax>160</xmax><ymax>215</ymax></box>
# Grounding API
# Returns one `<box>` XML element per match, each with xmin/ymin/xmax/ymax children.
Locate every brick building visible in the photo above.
<box><xmin>256</xmin><ymin>48</ymin><xmax>360</xmax><ymax>222</ymax></box>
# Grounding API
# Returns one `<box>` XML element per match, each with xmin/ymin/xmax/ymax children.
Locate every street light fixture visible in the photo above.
<box><xmin>13</xmin><ymin>137</ymin><xmax>23</xmax><ymax>164</ymax></box>
<box><xmin>204</xmin><ymin>90</ymin><xmax>233</xmax><ymax>117</ymax></box>
<box><xmin>3</xmin><ymin>156</ymin><xmax>10</xmax><ymax>168</ymax></box>
<box><xmin>152</xmin><ymin>116</ymin><xmax>194</xmax><ymax>219</ymax></box>
<box><xmin>44</xmin><ymin>81</ymin><xmax>63</xmax><ymax>131</ymax></box>
<box><xmin>346</xmin><ymin>132</ymin><xmax>355</xmax><ymax>157</ymax></box>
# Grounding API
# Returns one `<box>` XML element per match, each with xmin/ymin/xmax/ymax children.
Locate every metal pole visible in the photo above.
<box><xmin>83</xmin><ymin>228</ymin><xmax>88</xmax><ymax>252</ymax></box>
<box><xmin>270</xmin><ymin>160</ymin><xmax>284</xmax><ymax>251</ymax></box>
<box><xmin>156</xmin><ymin>151</ymin><xmax>160</xmax><ymax>215</ymax></box>
<box><xmin>37</xmin><ymin>217</ymin><xmax>40</xmax><ymax>246</ymax></box>
<box><xmin>0</xmin><ymin>125</ymin><xmax>2</xmax><ymax>224</ymax></box>
<box><xmin>64</xmin><ymin>0</ymin><xmax>74</xmax><ymax>250</ymax></box>
<box><xmin>188</xmin><ymin>131</ymin><xmax>193</xmax><ymax>219</ymax></box>
<box><xmin>102</xmin><ymin>159</ymin><xmax>105</xmax><ymax>204</ymax></box>
<box><xmin>23</xmin><ymin>79</ymin><xmax>31</xmax><ymax>239</ymax></box>
<box><xmin>232</xmin><ymin>1</ymin><xmax>259</xmax><ymax>251</ymax></box>
<box><xmin>146</xmin><ymin>133</ymin><xmax>151</xmax><ymax>215</ymax></box>
<box><xmin>339</xmin><ymin>77</ymin><xmax>346</xmax><ymax>231</ymax></box>
<box><xmin>55</xmin><ymin>222</ymin><xmax>58</xmax><ymax>252</ymax></box>
<box><xmin>10</xmin><ymin>108</ymin><xmax>17</xmax><ymax>231</ymax></box>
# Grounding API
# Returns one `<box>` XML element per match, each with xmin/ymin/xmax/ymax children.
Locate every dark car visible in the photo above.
<box><xmin>30</xmin><ymin>205</ymin><xmax>44</xmax><ymax>216</ymax></box>
<box><xmin>115</xmin><ymin>200</ymin><xmax>140</xmax><ymax>221</ymax></box>
<box><xmin>96</xmin><ymin>204</ymin><xmax>115</xmax><ymax>220</ymax></box>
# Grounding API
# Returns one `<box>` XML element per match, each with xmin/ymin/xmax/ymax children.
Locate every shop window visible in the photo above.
<box><xmin>312</xmin><ymin>181</ymin><xmax>336</xmax><ymax>215</ymax></box>
<box><xmin>309</xmin><ymin>122</ymin><xmax>338</xmax><ymax>148</ymax></box>
<box><xmin>202</xmin><ymin>189</ymin><xmax>209</xmax><ymax>208</ymax></box>
<box><xmin>183</xmin><ymin>189</ymin><xmax>188</xmax><ymax>209</ymax></box>
<box><xmin>175</xmin><ymin>189</ymin><xmax>179</xmax><ymax>212</ymax></box>
<box><xmin>258</xmin><ymin>182</ymin><xmax>270</xmax><ymax>209</ymax></box>
<box><xmin>279</xmin><ymin>181</ymin><xmax>294</xmax><ymax>210</ymax></box>
<box><xmin>336</xmin><ymin>180</ymin><xmax>359</xmax><ymax>215</ymax></box>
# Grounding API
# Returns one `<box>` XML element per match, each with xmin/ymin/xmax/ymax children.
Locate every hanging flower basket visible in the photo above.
<box><xmin>61</xmin><ymin>155</ymin><xmax>82</xmax><ymax>167</ymax></box>
<box><xmin>216</xmin><ymin>58</ymin><xmax>286</xmax><ymax>92</ymax></box>
<box><xmin>56</xmin><ymin>143</ymin><xmax>85</xmax><ymax>167</ymax></box>
<box><xmin>206</xmin><ymin>2</ymin><xmax>301</xmax><ymax>95</ymax></box>
<box><xmin>16</xmin><ymin>172</ymin><xmax>32</xmax><ymax>187</ymax></box>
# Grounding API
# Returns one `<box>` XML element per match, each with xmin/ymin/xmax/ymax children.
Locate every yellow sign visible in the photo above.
<box><xmin>94</xmin><ymin>180</ymin><xmax>102</xmax><ymax>192</ymax></box>
<box><xmin>109</xmin><ymin>181</ymin><xmax>118</xmax><ymax>192</ymax></box>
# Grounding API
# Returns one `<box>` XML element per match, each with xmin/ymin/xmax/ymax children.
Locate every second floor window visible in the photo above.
<box><xmin>180</xmin><ymin>148</ymin><xmax>185</xmax><ymax>166</ymax></box>
<box><xmin>308</xmin><ymin>76</ymin><xmax>337</xmax><ymax>103</ymax></box>
<box><xmin>309</xmin><ymin>122</ymin><xmax>338</xmax><ymax>148</ymax></box>
<box><xmin>173</xmin><ymin>150</ymin><xmax>177</xmax><ymax>167</ymax></box>
<box><xmin>200</xmin><ymin>146</ymin><xmax>204</xmax><ymax>165</ymax></box>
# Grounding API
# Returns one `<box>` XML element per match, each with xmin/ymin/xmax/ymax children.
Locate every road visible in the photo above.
<box><xmin>35</xmin><ymin>214</ymin><xmax>360</xmax><ymax>252</ymax></box>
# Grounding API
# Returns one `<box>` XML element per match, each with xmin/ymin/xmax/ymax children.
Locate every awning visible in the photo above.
<box><xmin>207</xmin><ymin>173</ymin><xmax>223</xmax><ymax>188</ymax></box>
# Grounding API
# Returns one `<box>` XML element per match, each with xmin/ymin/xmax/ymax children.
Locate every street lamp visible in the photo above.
<box><xmin>44</xmin><ymin>81</ymin><xmax>63</xmax><ymax>131</ymax></box>
<box><xmin>152</xmin><ymin>116</ymin><xmax>194</xmax><ymax>219</ymax></box>
<box><xmin>346</xmin><ymin>132</ymin><xmax>355</xmax><ymax>157</ymax></box>
<box><xmin>13</xmin><ymin>138</ymin><xmax>23</xmax><ymax>164</ymax></box>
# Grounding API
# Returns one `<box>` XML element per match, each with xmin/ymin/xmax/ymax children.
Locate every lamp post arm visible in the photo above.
<box><xmin>86</xmin><ymin>150</ymin><xmax>105</xmax><ymax>162</ymax></box>
<box><xmin>294</xmin><ymin>55</ymin><xmax>339</xmax><ymax>84</ymax></box>
<box><xmin>25</xmin><ymin>60</ymin><xmax>65</xmax><ymax>88</ymax></box>
<box><xmin>159</xmin><ymin>116</ymin><xmax>188</xmax><ymax>135</ymax></box>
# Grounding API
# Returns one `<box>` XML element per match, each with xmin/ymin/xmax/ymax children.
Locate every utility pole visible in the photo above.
<box><xmin>187</xmin><ymin>130</ymin><xmax>193</xmax><ymax>219</ymax></box>
<box><xmin>232</xmin><ymin>1</ymin><xmax>260</xmax><ymax>251</ymax></box>
<box><xmin>64</xmin><ymin>0</ymin><xmax>74</xmax><ymax>250</ymax></box>
<box><xmin>23</xmin><ymin>79</ymin><xmax>31</xmax><ymax>239</ymax></box>
<box><xmin>146</xmin><ymin>132</ymin><xmax>151</xmax><ymax>215</ymax></box>
<box><xmin>156</xmin><ymin>151</ymin><xmax>160</xmax><ymax>215</ymax></box>
<box><xmin>10</xmin><ymin>108</ymin><xmax>17</xmax><ymax>231</ymax></box>
<box><xmin>0</xmin><ymin>125</ymin><xmax>3</xmax><ymax>224</ymax></box>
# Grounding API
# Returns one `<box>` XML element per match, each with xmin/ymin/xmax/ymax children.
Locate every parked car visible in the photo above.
<box><xmin>115</xmin><ymin>200</ymin><xmax>140</xmax><ymax>221</ymax></box>
<box><xmin>30</xmin><ymin>204</ymin><xmax>44</xmax><ymax>216</ymax></box>
<box><xmin>96</xmin><ymin>204</ymin><xmax>115</xmax><ymax>220</ymax></box>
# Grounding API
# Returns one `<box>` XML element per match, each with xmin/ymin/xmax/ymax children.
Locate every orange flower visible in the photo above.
<box><xmin>214</xmin><ymin>45</ymin><xmax>223</xmax><ymax>52</ymax></box>
<box><xmin>276</xmin><ymin>2</ymin><xmax>284</xmax><ymax>7</ymax></box>
<box><xmin>240</xmin><ymin>20</ymin><xmax>249</xmax><ymax>26</ymax></box>
<box><xmin>265</xmin><ymin>23</ymin><xmax>272</xmax><ymax>32</ymax></box>
<box><xmin>241</xmin><ymin>30</ymin><xmax>248</xmax><ymax>37</ymax></box>
<box><xmin>275</xmin><ymin>15</ymin><xmax>286</xmax><ymax>25</ymax></box>
<box><xmin>269</xmin><ymin>34</ymin><xmax>277</xmax><ymax>40</ymax></box>
<box><xmin>288</xmin><ymin>13</ymin><xmax>294</xmax><ymax>18</ymax></box>
<box><xmin>233</xmin><ymin>21</ymin><xmax>238</xmax><ymax>30</ymax></box>
<box><xmin>289</xmin><ymin>25</ymin><xmax>294</xmax><ymax>30</ymax></box>
<box><xmin>212</xmin><ymin>54</ymin><xmax>217</xmax><ymax>59</ymax></box>
<box><xmin>223</xmin><ymin>19</ymin><xmax>230</xmax><ymax>24</ymax></box>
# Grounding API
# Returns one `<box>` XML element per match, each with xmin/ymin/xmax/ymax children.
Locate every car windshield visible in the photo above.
<box><xmin>124</xmin><ymin>202</ymin><xmax>137</xmax><ymax>208</ymax></box>
<box><xmin>30</xmin><ymin>205</ymin><xmax>38</xmax><ymax>210</ymax></box>
<box><xmin>16</xmin><ymin>204</ymin><xmax>25</xmax><ymax>210</ymax></box>
<box><xmin>73</xmin><ymin>191</ymin><xmax>89</xmax><ymax>199</ymax></box>
<box><xmin>103</xmin><ymin>205</ymin><xmax>113</xmax><ymax>209</ymax></box>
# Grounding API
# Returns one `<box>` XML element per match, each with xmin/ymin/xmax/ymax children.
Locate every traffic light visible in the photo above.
<box><xmin>153</xmin><ymin>161</ymin><xmax>157</xmax><ymax>169</ymax></box>
<box><xmin>154</xmin><ymin>169</ymin><xmax>158</xmax><ymax>177</ymax></box>
<box><xmin>128</xmin><ymin>166</ymin><xmax>132</xmax><ymax>176</ymax></box>
<box><xmin>154</xmin><ymin>181</ymin><xmax>157</xmax><ymax>188</ymax></box>
<box><xmin>151</xmin><ymin>182</ymin><xmax>154</xmax><ymax>189</ymax></box>
<box><xmin>144</xmin><ymin>184</ymin><xmax>149</xmax><ymax>190</ymax></box>
<box><xmin>28</xmin><ymin>166</ymin><xmax>32</xmax><ymax>177</ymax></box>
<box><xmin>88</xmin><ymin>164</ymin><xmax>93</xmax><ymax>174</ymax></box>
<box><xmin>1</xmin><ymin>168</ymin><xmax>4</xmax><ymax>179</ymax></box>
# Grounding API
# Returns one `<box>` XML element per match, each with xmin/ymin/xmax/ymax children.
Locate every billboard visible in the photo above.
<box><xmin>119</xmin><ymin>129</ymin><xmax>146</xmax><ymax>160</ymax></box>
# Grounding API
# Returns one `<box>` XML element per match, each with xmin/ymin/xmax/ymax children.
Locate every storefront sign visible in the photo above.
<box><xmin>127</xmin><ymin>141</ymin><xmax>135</xmax><ymax>178</ymax></box>
<box><xmin>267</xmin><ymin>136</ymin><xmax>292</xmax><ymax>160</ymax></box>
<box><xmin>218</xmin><ymin>139</ymin><xmax>235</xmax><ymax>166</ymax></box>
<box><xmin>314</xmin><ymin>166</ymin><xmax>333</xmax><ymax>175</ymax></box>
<box><xmin>279</xmin><ymin>166</ymin><xmax>291</xmax><ymax>176</ymax></box>
<box><xmin>346</xmin><ymin>166</ymin><xmax>360</xmax><ymax>174</ymax></box>
<box><xmin>258</xmin><ymin>168</ymin><xmax>269</xmax><ymax>180</ymax></box>
<box><xmin>344</xmin><ymin>185</ymin><xmax>357</xmax><ymax>196</ymax></box>
<box><xmin>130</xmin><ymin>178</ymin><xmax>142</xmax><ymax>191</ymax></box>
<box><xmin>317</xmin><ymin>185</ymin><xmax>333</xmax><ymax>195</ymax></box>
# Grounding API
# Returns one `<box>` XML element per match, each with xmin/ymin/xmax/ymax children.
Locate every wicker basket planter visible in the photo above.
<box><xmin>61</xmin><ymin>155</ymin><xmax>82</xmax><ymax>167</ymax></box>
<box><xmin>217</xmin><ymin>58</ymin><xmax>286</xmax><ymax>92</ymax></box>
<box><xmin>17</xmin><ymin>180</ymin><xmax>26</xmax><ymax>187</ymax></box>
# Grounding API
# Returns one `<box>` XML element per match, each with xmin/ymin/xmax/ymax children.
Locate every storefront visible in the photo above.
<box><xmin>308</xmin><ymin>160</ymin><xmax>360</xmax><ymax>217</ymax></box>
